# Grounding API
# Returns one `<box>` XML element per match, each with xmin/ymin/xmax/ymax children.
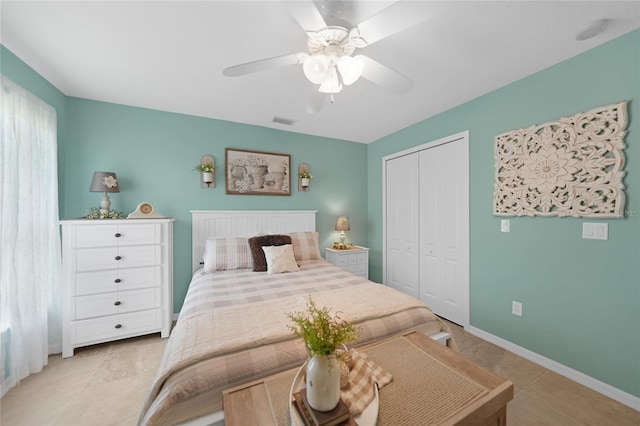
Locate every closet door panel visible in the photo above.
<box><xmin>385</xmin><ymin>153</ymin><xmax>419</xmax><ymax>299</ymax></box>
<box><xmin>419</xmin><ymin>140</ymin><xmax>469</xmax><ymax>325</ymax></box>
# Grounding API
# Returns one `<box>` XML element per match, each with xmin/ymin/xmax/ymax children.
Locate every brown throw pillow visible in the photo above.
<box><xmin>248</xmin><ymin>234</ymin><xmax>292</xmax><ymax>272</ymax></box>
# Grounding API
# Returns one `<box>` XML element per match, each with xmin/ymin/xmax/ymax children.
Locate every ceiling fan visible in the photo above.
<box><xmin>222</xmin><ymin>1</ymin><xmax>427</xmax><ymax>114</ymax></box>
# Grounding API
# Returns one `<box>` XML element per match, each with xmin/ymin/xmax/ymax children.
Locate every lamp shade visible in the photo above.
<box><xmin>337</xmin><ymin>55</ymin><xmax>364</xmax><ymax>86</ymax></box>
<box><xmin>90</xmin><ymin>171</ymin><xmax>119</xmax><ymax>193</ymax></box>
<box><xmin>335</xmin><ymin>216</ymin><xmax>350</xmax><ymax>231</ymax></box>
<box><xmin>319</xmin><ymin>66</ymin><xmax>342</xmax><ymax>94</ymax></box>
<box><xmin>303</xmin><ymin>55</ymin><xmax>330</xmax><ymax>84</ymax></box>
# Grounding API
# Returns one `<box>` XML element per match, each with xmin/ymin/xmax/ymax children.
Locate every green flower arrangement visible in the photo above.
<box><xmin>287</xmin><ymin>297</ymin><xmax>359</xmax><ymax>356</ymax></box>
<box><xmin>84</xmin><ymin>207</ymin><xmax>124</xmax><ymax>219</ymax></box>
<box><xmin>299</xmin><ymin>171</ymin><xmax>313</xmax><ymax>179</ymax></box>
<box><xmin>195</xmin><ymin>163</ymin><xmax>215</xmax><ymax>173</ymax></box>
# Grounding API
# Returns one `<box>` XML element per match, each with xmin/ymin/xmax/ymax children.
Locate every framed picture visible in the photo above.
<box><xmin>225</xmin><ymin>148</ymin><xmax>291</xmax><ymax>195</ymax></box>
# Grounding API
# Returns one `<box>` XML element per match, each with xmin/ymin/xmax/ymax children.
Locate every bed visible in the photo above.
<box><xmin>139</xmin><ymin>210</ymin><xmax>454</xmax><ymax>426</ymax></box>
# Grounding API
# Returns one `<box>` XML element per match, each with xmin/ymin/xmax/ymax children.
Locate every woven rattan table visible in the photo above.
<box><xmin>222</xmin><ymin>331</ymin><xmax>514</xmax><ymax>426</ymax></box>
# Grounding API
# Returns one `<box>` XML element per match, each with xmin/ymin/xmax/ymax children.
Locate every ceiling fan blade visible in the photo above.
<box><xmin>223</xmin><ymin>53</ymin><xmax>307</xmax><ymax>77</ymax></box>
<box><xmin>284</xmin><ymin>1</ymin><xmax>328</xmax><ymax>33</ymax></box>
<box><xmin>359</xmin><ymin>55</ymin><xmax>413</xmax><ymax>94</ymax></box>
<box><xmin>307</xmin><ymin>86</ymin><xmax>328</xmax><ymax>114</ymax></box>
<box><xmin>352</xmin><ymin>2</ymin><xmax>427</xmax><ymax>47</ymax></box>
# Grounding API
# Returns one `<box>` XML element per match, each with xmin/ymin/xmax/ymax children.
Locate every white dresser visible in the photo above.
<box><xmin>325</xmin><ymin>246</ymin><xmax>369</xmax><ymax>279</ymax></box>
<box><xmin>60</xmin><ymin>218</ymin><xmax>174</xmax><ymax>357</ymax></box>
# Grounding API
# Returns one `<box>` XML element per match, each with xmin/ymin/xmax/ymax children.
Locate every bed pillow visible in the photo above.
<box><xmin>262</xmin><ymin>244</ymin><xmax>300</xmax><ymax>275</ymax></box>
<box><xmin>248</xmin><ymin>234</ymin><xmax>292</xmax><ymax>272</ymax></box>
<box><xmin>203</xmin><ymin>237</ymin><xmax>252</xmax><ymax>272</ymax></box>
<box><xmin>289</xmin><ymin>232</ymin><xmax>322</xmax><ymax>260</ymax></box>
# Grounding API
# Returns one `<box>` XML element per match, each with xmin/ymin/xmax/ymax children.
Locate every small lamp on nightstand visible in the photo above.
<box><xmin>335</xmin><ymin>216</ymin><xmax>350</xmax><ymax>244</ymax></box>
<box><xmin>90</xmin><ymin>171</ymin><xmax>119</xmax><ymax>210</ymax></box>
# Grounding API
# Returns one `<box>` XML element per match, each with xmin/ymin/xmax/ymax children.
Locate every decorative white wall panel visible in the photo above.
<box><xmin>494</xmin><ymin>101</ymin><xmax>627</xmax><ymax>217</ymax></box>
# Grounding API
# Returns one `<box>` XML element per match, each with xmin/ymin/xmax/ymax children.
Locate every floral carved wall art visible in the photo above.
<box><xmin>494</xmin><ymin>101</ymin><xmax>627</xmax><ymax>217</ymax></box>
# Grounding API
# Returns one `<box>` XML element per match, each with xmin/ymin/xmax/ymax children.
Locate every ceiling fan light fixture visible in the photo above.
<box><xmin>318</xmin><ymin>66</ymin><xmax>342</xmax><ymax>93</ymax></box>
<box><xmin>337</xmin><ymin>55</ymin><xmax>364</xmax><ymax>86</ymax></box>
<box><xmin>348</xmin><ymin>27</ymin><xmax>368</xmax><ymax>48</ymax></box>
<box><xmin>303</xmin><ymin>55</ymin><xmax>330</xmax><ymax>84</ymax></box>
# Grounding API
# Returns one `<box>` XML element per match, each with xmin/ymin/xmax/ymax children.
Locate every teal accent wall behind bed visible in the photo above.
<box><xmin>366</xmin><ymin>30</ymin><xmax>640</xmax><ymax>399</ymax></box>
<box><xmin>62</xmin><ymin>99</ymin><xmax>368</xmax><ymax>313</ymax></box>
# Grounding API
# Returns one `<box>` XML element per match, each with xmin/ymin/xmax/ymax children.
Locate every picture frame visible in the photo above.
<box><xmin>225</xmin><ymin>148</ymin><xmax>291</xmax><ymax>196</ymax></box>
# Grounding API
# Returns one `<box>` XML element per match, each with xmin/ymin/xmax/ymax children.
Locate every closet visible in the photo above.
<box><xmin>383</xmin><ymin>131</ymin><xmax>469</xmax><ymax>326</ymax></box>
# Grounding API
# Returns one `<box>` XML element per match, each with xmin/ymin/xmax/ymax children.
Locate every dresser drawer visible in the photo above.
<box><xmin>75</xmin><ymin>245</ymin><xmax>162</xmax><ymax>271</ymax></box>
<box><xmin>73</xmin><ymin>266</ymin><xmax>162</xmax><ymax>296</ymax></box>
<box><xmin>75</xmin><ymin>224</ymin><xmax>161</xmax><ymax>248</ymax></box>
<box><xmin>72</xmin><ymin>309</ymin><xmax>162</xmax><ymax>345</ymax></box>
<box><xmin>73</xmin><ymin>287</ymin><xmax>162</xmax><ymax>320</ymax></box>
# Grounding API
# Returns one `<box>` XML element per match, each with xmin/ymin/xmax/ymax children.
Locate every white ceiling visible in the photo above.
<box><xmin>2</xmin><ymin>1</ymin><xmax>639</xmax><ymax>144</ymax></box>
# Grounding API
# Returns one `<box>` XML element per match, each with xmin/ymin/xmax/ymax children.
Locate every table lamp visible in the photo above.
<box><xmin>335</xmin><ymin>216</ymin><xmax>350</xmax><ymax>244</ymax></box>
<box><xmin>90</xmin><ymin>171</ymin><xmax>119</xmax><ymax>210</ymax></box>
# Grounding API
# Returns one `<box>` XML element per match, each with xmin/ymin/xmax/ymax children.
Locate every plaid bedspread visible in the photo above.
<box><xmin>139</xmin><ymin>260</ymin><xmax>450</xmax><ymax>426</ymax></box>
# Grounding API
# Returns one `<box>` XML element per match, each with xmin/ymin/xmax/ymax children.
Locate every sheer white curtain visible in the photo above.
<box><xmin>0</xmin><ymin>75</ymin><xmax>62</xmax><ymax>397</ymax></box>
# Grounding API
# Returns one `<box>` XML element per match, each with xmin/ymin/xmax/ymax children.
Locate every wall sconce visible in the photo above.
<box><xmin>89</xmin><ymin>171</ymin><xmax>119</xmax><ymax>210</ymax></box>
<box><xmin>335</xmin><ymin>216</ymin><xmax>350</xmax><ymax>244</ymax></box>
<box><xmin>298</xmin><ymin>163</ymin><xmax>312</xmax><ymax>191</ymax></box>
<box><xmin>195</xmin><ymin>155</ymin><xmax>215</xmax><ymax>188</ymax></box>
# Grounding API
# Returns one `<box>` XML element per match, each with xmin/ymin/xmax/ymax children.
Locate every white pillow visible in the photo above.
<box><xmin>261</xmin><ymin>244</ymin><xmax>300</xmax><ymax>275</ymax></box>
<box><xmin>203</xmin><ymin>238</ymin><xmax>252</xmax><ymax>272</ymax></box>
<box><xmin>289</xmin><ymin>232</ymin><xmax>322</xmax><ymax>260</ymax></box>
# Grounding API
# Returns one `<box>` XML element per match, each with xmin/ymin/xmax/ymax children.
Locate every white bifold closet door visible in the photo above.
<box><xmin>384</xmin><ymin>133</ymin><xmax>469</xmax><ymax>326</ymax></box>
<box><xmin>385</xmin><ymin>153</ymin><xmax>420</xmax><ymax>299</ymax></box>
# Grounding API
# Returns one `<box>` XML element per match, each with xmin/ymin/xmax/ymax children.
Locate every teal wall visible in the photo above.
<box><xmin>63</xmin><ymin>99</ymin><xmax>368</xmax><ymax>311</ymax></box>
<box><xmin>367</xmin><ymin>30</ymin><xmax>640</xmax><ymax>398</ymax></box>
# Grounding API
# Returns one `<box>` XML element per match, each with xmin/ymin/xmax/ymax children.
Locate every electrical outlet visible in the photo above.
<box><xmin>501</xmin><ymin>219</ymin><xmax>510</xmax><ymax>233</ymax></box>
<box><xmin>512</xmin><ymin>301</ymin><xmax>523</xmax><ymax>317</ymax></box>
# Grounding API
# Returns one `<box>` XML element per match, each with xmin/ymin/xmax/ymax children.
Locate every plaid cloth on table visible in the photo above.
<box><xmin>341</xmin><ymin>349</ymin><xmax>393</xmax><ymax>415</ymax></box>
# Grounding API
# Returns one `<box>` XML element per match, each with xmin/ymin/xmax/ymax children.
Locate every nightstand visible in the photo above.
<box><xmin>325</xmin><ymin>246</ymin><xmax>369</xmax><ymax>279</ymax></box>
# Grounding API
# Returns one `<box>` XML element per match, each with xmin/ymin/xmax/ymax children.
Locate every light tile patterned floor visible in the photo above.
<box><xmin>1</xmin><ymin>323</ymin><xmax>638</xmax><ymax>425</ymax></box>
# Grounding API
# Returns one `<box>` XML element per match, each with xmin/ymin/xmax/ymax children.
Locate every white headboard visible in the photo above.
<box><xmin>191</xmin><ymin>210</ymin><xmax>317</xmax><ymax>272</ymax></box>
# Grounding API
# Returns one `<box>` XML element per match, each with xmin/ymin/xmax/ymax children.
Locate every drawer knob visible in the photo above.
<box><xmin>114</xmin><ymin>278</ymin><xmax>121</xmax><ymax>283</ymax></box>
<box><xmin>114</xmin><ymin>301</ymin><xmax>121</xmax><ymax>306</ymax></box>
<box><xmin>114</xmin><ymin>324</ymin><xmax>122</xmax><ymax>329</ymax></box>
<box><xmin>115</xmin><ymin>256</ymin><xmax>122</xmax><ymax>260</ymax></box>
<box><xmin>115</xmin><ymin>233</ymin><xmax>122</xmax><ymax>238</ymax></box>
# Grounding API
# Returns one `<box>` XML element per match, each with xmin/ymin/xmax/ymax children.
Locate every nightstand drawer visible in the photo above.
<box><xmin>73</xmin><ymin>266</ymin><xmax>162</xmax><ymax>295</ymax></box>
<box><xmin>75</xmin><ymin>224</ymin><xmax>161</xmax><ymax>248</ymax></box>
<box><xmin>75</xmin><ymin>245</ymin><xmax>161</xmax><ymax>271</ymax></box>
<box><xmin>72</xmin><ymin>309</ymin><xmax>162</xmax><ymax>345</ymax></box>
<box><xmin>73</xmin><ymin>287</ymin><xmax>161</xmax><ymax>320</ymax></box>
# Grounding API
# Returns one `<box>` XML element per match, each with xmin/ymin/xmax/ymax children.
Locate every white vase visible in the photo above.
<box><xmin>306</xmin><ymin>354</ymin><xmax>340</xmax><ymax>412</ymax></box>
<box><xmin>301</xmin><ymin>177</ymin><xmax>310</xmax><ymax>187</ymax></box>
<box><xmin>202</xmin><ymin>172</ymin><xmax>213</xmax><ymax>184</ymax></box>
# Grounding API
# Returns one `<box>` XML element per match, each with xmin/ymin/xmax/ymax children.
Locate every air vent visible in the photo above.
<box><xmin>272</xmin><ymin>116</ymin><xmax>297</xmax><ymax>126</ymax></box>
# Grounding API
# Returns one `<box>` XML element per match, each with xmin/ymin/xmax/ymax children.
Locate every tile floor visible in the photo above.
<box><xmin>1</xmin><ymin>323</ymin><xmax>639</xmax><ymax>425</ymax></box>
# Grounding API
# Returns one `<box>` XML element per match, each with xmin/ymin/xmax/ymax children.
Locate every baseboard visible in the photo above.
<box><xmin>467</xmin><ymin>325</ymin><xmax>640</xmax><ymax>412</ymax></box>
<box><xmin>48</xmin><ymin>343</ymin><xmax>62</xmax><ymax>355</ymax></box>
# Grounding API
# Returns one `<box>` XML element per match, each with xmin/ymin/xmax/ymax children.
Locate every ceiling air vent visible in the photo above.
<box><xmin>272</xmin><ymin>116</ymin><xmax>297</xmax><ymax>126</ymax></box>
